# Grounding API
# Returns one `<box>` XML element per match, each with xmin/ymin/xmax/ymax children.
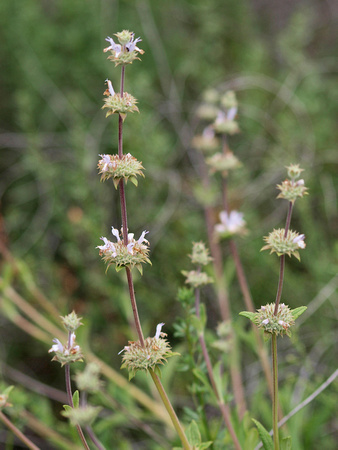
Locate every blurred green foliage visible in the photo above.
<box><xmin>0</xmin><ymin>0</ymin><xmax>337</xmax><ymax>448</ymax></box>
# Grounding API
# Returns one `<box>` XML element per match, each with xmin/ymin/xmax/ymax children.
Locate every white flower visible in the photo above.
<box><xmin>111</xmin><ymin>227</ymin><xmax>121</xmax><ymax>242</ymax></box>
<box><xmin>118</xmin><ymin>346</ymin><xmax>130</xmax><ymax>355</ymax></box>
<box><xmin>104</xmin><ymin>36</ymin><xmax>122</xmax><ymax>56</ymax></box>
<box><xmin>155</xmin><ymin>322</ymin><xmax>165</xmax><ymax>339</ymax></box>
<box><xmin>70</xmin><ymin>333</ymin><xmax>80</xmax><ymax>352</ymax></box>
<box><xmin>262</xmin><ymin>319</ymin><xmax>269</xmax><ymax>325</ymax></box>
<box><xmin>293</xmin><ymin>234</ymin><xmax>306</xmax><ymax>249</ymax></box>
<box><xmin>138</xmin><ymin>230</ymin><xmax>149</xmax><ymax>245</ymax></box>
<box><xmin>97</xmin><ymin>237</ymin><xmax>117</xmax><ymax>256</ymax></box>
<box><xmin>215</xmin><ymin>210</ymin><xmax>246</xmax><ymax>235</ymax></box>
<box><xmin>49</xmin><ymin>338</ymin><xmax>64</xmax><ymax>353</ymax></box>
<box><xmin>105</xmin><ymin>79</ymin><xmax>115</xmax><ymax>96</ymax></box>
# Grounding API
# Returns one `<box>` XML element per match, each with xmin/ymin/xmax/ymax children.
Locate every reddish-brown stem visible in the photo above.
<box><xmin>116</xmin><ymin>68</ymin><xmax>145</xmax><ymax>346</ymax></box>
<box><xmin>126</xmin><ymin>267</ymin><xmax>145</xmax><ymax>346</ymax></box>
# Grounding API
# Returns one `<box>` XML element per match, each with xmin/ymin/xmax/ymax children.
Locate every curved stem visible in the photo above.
<box><xmin>271</xmin><ymin>335</ymin><xmax>279</xmax><ymax>450</ymax></box>
<box><xmin>149</xmin><ymin>370</ymin><xmax>191</xmax><ymax>450</ymax></box>
<box><xmin>0</xmin><ymin>410</ymin><xmax>40</xmax><ymax>450</ymax></box>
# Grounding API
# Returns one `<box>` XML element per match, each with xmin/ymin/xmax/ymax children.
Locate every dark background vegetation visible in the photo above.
<box><xmin>0</xmin><ymin>0</ymin><xmax>337</xmax><ymax>448</ymax></box>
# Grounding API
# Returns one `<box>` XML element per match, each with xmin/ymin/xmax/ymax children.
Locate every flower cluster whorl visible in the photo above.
<box><xmin>254</xmin><ymin>303</ymin><xmax>295</xmax><ymax>337</ymax></box>
<box><xmin>261</xmin><ymin>228</ymin><xmax>306</xmax><ymax>261</ymax></box>
<box><xmin>120</xmin><ymin>324</ymin><xmax>179</xmax><ymax>379</ymax></box>
<box><xmin>98</xmin><ymin>153</ymin><xmax>144</xmax><ymax>188</ymax></box>
<box><xmin>97</xmin><ymin>227</ymin><xmax>151</xmax><ymax>273</ymax></box>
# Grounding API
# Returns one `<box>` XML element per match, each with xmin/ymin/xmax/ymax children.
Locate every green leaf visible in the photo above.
<box><xmin>252</xmin><ymin>419</ymin><xmax>273</xmax><ymax>450</ymax></box>
<box><xmin>239</xmin><ymin>311</ymin><xmax>256</xmax><ymax>322</ymax></box>
<box><xmin>186</xmin><ymin>420</ymin><xmax>201</xmax><ymax>446</ymax></box>
<box><xmin>63</xmin><ymin>405</ymin><xmax>73</xmax><ymax>413</ymax></box>
<box><xmin>291</xmin><ymin>306</ymin><xmax>307</xmax><ymax>320</ymax></box>
<box><xmin>72</xmin><ymin>390</ymin><xmax>79</xmax><ymax>408</ymax></box>
<box><xmin>192</xmin><ymin>368</ymin><xmax>215</xmax><ymax>400</ymax></box>
<box><xmin>281</xmin><ymin>436</ymin><xmax>292</xmax><ymax>450</ymax></box>
<box><xmin>212</xmin><ymin>361</ymin><xmax>224</xmax><ymax>399</ymax></box>
<box><xmin>263</xmin><ymin>331</ymin><xmax>272</xmax><ymax>342</ymax></box>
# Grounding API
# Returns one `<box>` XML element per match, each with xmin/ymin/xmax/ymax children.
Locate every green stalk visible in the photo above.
<box><xmin>271</xmin><ymin>334</ymin><xmax>279</xmax><ymax>450</ymax></box>
<box><xmin>149</xmin><ymin>370</ymin><xmax>191</xmax><ymax>450</ymax></box>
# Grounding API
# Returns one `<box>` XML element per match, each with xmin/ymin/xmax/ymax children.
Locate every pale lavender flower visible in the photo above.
<box><xmin>49</xmin><ymin>338</ymin><xmax>64</xmax><ymax>353</ymax></box>
<box><xmin>293</xmin><ymin>234</ymin><xmax>306</xmax><ymax>249</ymax></box>
<box><xmin>105</xmin><ymin>36</ymin><xmax>122</xmax><ymax>56</ymax></box>
<box><xmin>262</xmin><ymin>319</ymin><xmax>269</xmax><ymax>325</ymax></box>
<box><xmin>227</xmin><ymin>106</ymin><xmax>238</xmax><ymax>121</ymax></box>
<box><xmin>126</xmin><ymin>34</ymin><xmax>142</xmax><ymax>52</ymax></box>
<box><xmin>99</xmin><ymin>154</ymin><xmax>112</xmax><ymax>173</ymax></box>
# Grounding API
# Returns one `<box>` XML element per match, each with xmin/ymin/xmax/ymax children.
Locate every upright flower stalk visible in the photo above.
<box><xmin>98</xmin><ymin>30</ymin><xmax>190</xmax><ymax>449</ymax></box>
<box><xmin>240</xmin><ymin>164</ymin><xmax>308</xmax><ymax>448</ymax></box>
<box><xmin>193</xmin><ymin>89</ymin><xmax>274</xmax><ymax>415</ymax></box>
<box><xmin>182</xmin><ymin>243</ymin><xmax>242</xmax><ymax>449</ymax></box>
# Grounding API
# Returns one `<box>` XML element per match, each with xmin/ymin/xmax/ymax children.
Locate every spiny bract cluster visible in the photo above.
<box><xmin>261</xmin><ymin>228</ymin><xmax>306</xmax><ymax>261</ymax></box>
<box><xmin>120</xmin><ymin>324</ymin><xmax>179</xmax><ymax>380</ymax></box>
<box><xmin>240</xmin><ymin>303</ymin><xmax>307</xmax><ymax>338</ymax></box>
<box><xmin>98</xmin><ymin>153</ymin><xmax>144</xmax><ymax>188</ymax></box>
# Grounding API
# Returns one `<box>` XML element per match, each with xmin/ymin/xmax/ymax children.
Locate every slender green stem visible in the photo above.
<box><xmin>271</xmin><ymin>335</ymin><xmax>279</xmax><ymax>450</ymax></box>
<box><xmin>0</xmin><ymin>410</ymin><xmax>40</xmax><ymax>450</ymax></box>
<box><xmin>65</xmin><ymin>363</ymin><xmax>90</xmax><ymax>450</ymax></box>
<box><xmin>149</xmin><ymin>370</ymin><xmax>191</xmax><ymax>450</ymax></box>
<box><xmin>274</xmin><ymin>202</ymin><xmax>293</xmax><ymax>315</ymax></box>
<box><xmin>195</xmin><ymin>286</ymin><xmax>242</xmax><ymax>450</ymax></box>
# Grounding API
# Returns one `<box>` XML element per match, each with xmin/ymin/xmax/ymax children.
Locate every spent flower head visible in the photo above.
<box><xmin>206</xmin><ymin>151</ymin><xmax>241</xmax><ymax>175</ymax></box>
<box><xmin>192</xmin><ymin>126</ymin><xmax>220</xmax><ymax>153</ymax></box>
<box><xmin>120</xmin><ymin>323</ymin><xmax>179</xmax><ymax>380</ymax></box>
<box><xmin>261</xmin><ymin>228</ymin><xmax>306</xmax><ymax>261</ymax></box>
<box><xmin>62</xmin><ymin>405</ymin><xmax>101</xmax><ymax>427</ymax></box>
<box><xmin>213</xmin><ymin>109</ymin><xmax>240</xmax><ymax>135</ymax></box>
<box><xmin>98</xmin><ymin>153</ymin><xmax>144</xmax><ymax>188</ymax></box>
<box><xmin>49</xmin><ymin>333</ymin><xmax>83</xmax><ymax>366</ymax></box>
<box><xmin>286</xmin><ymin>164</ymin><xmax>304</xmax><ymax>180</ymax></box>
<box><xmin>189</xmin><ymin>242</ymin><xmax>213</xmax><ymax>266</ymax></box>
<box><xmin>215</xmin><ymin>210</ymin><xmax>247</xmax><ymax>238</ymax></box>
<box><xmin>75</xmin><ymin>363</ymin><xmax>103</xmax><ymax>393</ymax></box>
<box><xmin>97</xmin><ymin>227</ymin><xmax>151</xmax><ymax>273</ymax></box>
<box><xmin>104</xmin><ymin>31</ymin><xmax>144</xmax><ymax>66</ymax></box>
<box><xmin>61</xmin><ymin>311</ymin><xmax>83</xmax><ymax>332</ymax></box>
<box><xmin>182</xmin><ymin>270</ymin><xmax>213</xmax><ymax>288</ymax></box>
